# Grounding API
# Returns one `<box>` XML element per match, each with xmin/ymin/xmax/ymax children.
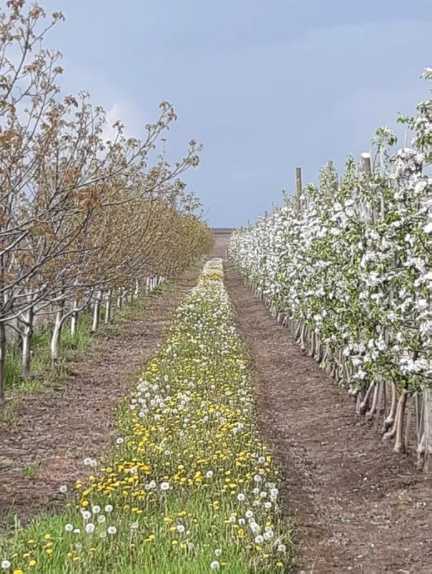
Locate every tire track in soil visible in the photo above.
<box><xmin>0</xmin><ymin>267</ymin><xmax>200</xmax><ymax>528</ymax></box>
<box><xmin>224</xmin><ymin>263</ymin><xmax>432</xmax><ymax>574</ymax></box>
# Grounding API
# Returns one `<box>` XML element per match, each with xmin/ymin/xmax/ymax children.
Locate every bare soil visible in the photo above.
<box><xmin>224</xmin><ymin>262</ymin><xmax>432</xmax><ymax>574</ymax></box>
<box><xmin>0</xmin><ymin>268</ymin><xmax>199</xmax><ymax>528</ymax></box>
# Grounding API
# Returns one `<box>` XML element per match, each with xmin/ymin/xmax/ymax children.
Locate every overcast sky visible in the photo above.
<box><xmin>41</xmin><ymin>0</ymin><xmax>432</xmax><ymax>227</ymax></box>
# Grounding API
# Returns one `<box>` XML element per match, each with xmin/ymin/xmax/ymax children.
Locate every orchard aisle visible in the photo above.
<box><xmin>0</xmin><ymin>268</ymin><xmax>200</xmax><ymax>528</ymax></box>
<box><xmin>224</xmin><ymin>262</ymin><xmax>432</xmax><ymax>574</ymax></box>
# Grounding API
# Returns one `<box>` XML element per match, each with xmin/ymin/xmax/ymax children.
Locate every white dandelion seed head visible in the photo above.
<box><xmin>107</xmin><ymin>526</ymin><xmax>117</xmax><ymax>535</ymax></box>
<box><xmin>254</xmin><ymin>535</ymin><xmax>264</xmax><ymax>544</ymax></box>
<box><xmin>85</xmin><ymin>523</ymin><xmax>95</xmax><ymax>534</ymax></box>
<box><xmin>64</xmin><ymin>523</ymin><xmax>74</xmax><ymax>532</ymax></box>
<box><xmin>210</xmin><ymin>561</ymin><xmax>220</xmax><ymax>571</ymax></box>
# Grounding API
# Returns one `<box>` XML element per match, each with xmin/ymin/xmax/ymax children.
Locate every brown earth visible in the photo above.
<box><xmin>223</xmin><ymin>258</ymin><xmax>432</xmax><ymax>574</ymax></box>
<box><xmin>0</xmin><ymin>267</ymin><xmax>200</xmax><ymax>529</ymax></box>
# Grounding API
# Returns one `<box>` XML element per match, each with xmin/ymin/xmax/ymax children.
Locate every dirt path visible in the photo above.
<box><xmin>0</xmin><ymin>268</ymin><xmax>199</xmax><ymax>528</ymax></box>
<box><xmin>224</xmin><ymin>263</ymin><xmax>432</xmax><ymax>574</ymax></box>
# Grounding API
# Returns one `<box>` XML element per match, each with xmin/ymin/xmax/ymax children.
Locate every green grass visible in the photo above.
<box><xmin>0</xmin><ymin>264</ymin><xmax>293</xmax><ymax>573</ymax></box>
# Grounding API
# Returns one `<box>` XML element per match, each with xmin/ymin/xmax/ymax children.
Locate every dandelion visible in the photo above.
<box><xmin>210</xmin><ymin>561</ymin><xmax>220</xmax><ymax>571</ymax></box>
<box><xmin>270</xmin><ymin>487</ymin><xmax>279</xmax><ymax>498</ymax></box>
<box><xmin>81</xmin><ymin>510</ymin><xmax>91</xmax><ymax>521</ymax></box>
<box><xmin>73</xmin><ymin>529</ymin><xmax>80</xmax><ymax>535</ymax></box>
<box><xmin>250</xmin><ymin>521</ymin><xmax>260</xmax><ymax>534</ymax></box>
<box><xmin>1</xmin><ymin>560</ymin><xmax>11</xmax><ymax>571</ymax></box>
<box><xmin>277</xmin><ymin>544</ymin><xmax>287</xmax><ymax>553</ymax></box>
<box><xmin>107</xmin><ymin>526</ymin><xmax>117</xmax><ymax>535</ymax></box>
<box><xmin>254</xmin><ymin>535</ymin><xmax>264</xmax><ymax>544</ymax></box>
<box><xmin>263</xmin><ymin>529</ymin><xmax>274</xmax><ymax>540</ymax></box>
<box><xmin>92</xmin><ymin>505</ymin><xmax>101</xmax><ymax>514</ymax></box>
<box><xmin>237</xmin><ymin>493</ymin><xmax>246</xmax><ymax>502</ymax></box>
<box><xmin>59</xmin><ymin>485</ymin><xmax>68</xmax><ymax>494</ymax></box>
<box><xmin>214</xmin><ymin>548</ymin><xmax>222</xmax><ymax>557</ymax></box>
<box><xmin>115</xmin><ymin>437</ymin><xmax>124</xmax><ymax>445</ymax></box>
<box><xmin>176</xmin><ymin>524</ymin><xmax>185</xmax><ymax>534</ymax></box>
<box><xmin>97</xmin><ymin>515</ymin><xmax>106</xmax><ymax>524</ymax></box>
<box><xmin>205</xmin><ymin>470</ymin><xmax>214</xmax><ymax>479</ymax></box>
<box><xmin>64</xmin><ymin>524</ymin><xmax>74</xmax><ymax>532</ymax></box>
<box><xmin>85</xmin><ymin>523</ymin><xmax>95</xmax><ymax>534</ymax></box>
<box><xmin>104</xmin><ymin>504</ymin><xmax>113</xmax><ymax>513</ymax></box>
<box><xmin>160</xmin><ymin>481</ymin><xmax>170</xmax><ymax>491</ymax></box>
<box><xmin>130</xmin><ymin>521</ymin><xmax>139</xmax><ymax>530</ymax></box>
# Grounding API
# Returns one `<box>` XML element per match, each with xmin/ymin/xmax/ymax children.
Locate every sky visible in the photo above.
<box><xmin>39</xmin><ymin>0</ymin><xmax>432</xmax><ymax>227</ymax></box>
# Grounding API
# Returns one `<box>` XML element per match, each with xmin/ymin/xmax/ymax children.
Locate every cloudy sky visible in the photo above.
<box><xmin>41</xmin><ymin>0</ymin><xmax>432</xmax><ymax>227</ymax></box>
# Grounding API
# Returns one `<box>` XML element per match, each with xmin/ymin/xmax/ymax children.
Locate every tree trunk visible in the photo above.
<box><xmin>104</xmin><ymin>289</ymin><xmax>113</xmax><ymax>324</ymax></box>
<box><xmin>383</xmin><ymin>382</ymin><xmax>397</xmax><ymax>432</ymax></box>
<box><xmin>70</xmin><ymin>298</ymin><xmax>79</xmax><ymax>338</ymax></box>
<box><xmin>50</xmin><ymin>305</ymin><xmax>64</xmax><ymax>368</ymax></box>
<box><xmin>91</xmin><ymin>290</ymin><xmax>102</xmax><ymax>333</ymax></box>
<box><xmin>423</xmin><ymin>388</ymin><xmax>432</xmax><ymax>471</ymax></box>
<box><xmin>393</xmin><ymin>389</ymin><xmax>409</xmax><ymax>453</ymax></box>
<box><xmin>116</xmin><ymin>289</ymin><xmax>123</xmax><ymax>309</ymax></box>
<box><xmin>0</xmin><ymin>322</ymin><xmax>6</xmax><ymax>405</ymax></box>
<box><xmin>70</xmin><ymin>309</ymin><xmax>79</xmax><ymax>338</ymax></box>
<box><xmin>21</xmin><ymin>305</ymin><xmax>34</xmax><ymax>379</ymax></box>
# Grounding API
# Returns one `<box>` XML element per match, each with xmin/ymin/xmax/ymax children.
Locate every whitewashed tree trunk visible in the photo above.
<box><xmin>70</xmin><ymin>298</ymin><xmax>79</xmax><ymax>338</ymax></box>
<box><xmin>0</xmin><ymin>321</ymin><xmax>6</xmax><ymax>405</ymax></box>
<box><xmin>104</xmin><ymin>289</ymin><xmax>113</xmax><ymax>324</ymax></box>
<box><xmin>21</xmin><ymin>304</ymin><xmax>34</xmax><ymax>379</ymax></box>
<box><xmin>91</xmin><ymin>290</ymin><xmax>102</xmax><ymax>333</ymax></box>
<box><xmin>116</xmin><ymin>288</ymin><xmax>122</xmax><ymax>309</ymax></box>
<box><xmin>51</xmin><ymin>305</ymin><xmax>64</xmax><ymax>367</ymax></box>
<box><xmin>423</xmin><ymin>389</ymin><xmax>432</xmax><ymax>471</ymax></box>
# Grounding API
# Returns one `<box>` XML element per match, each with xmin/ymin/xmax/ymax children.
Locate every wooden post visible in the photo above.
<box><xmin>295</xmin><ymin>167</ymin><xmax>302</xmax><ymax>209</ymax></box>
<box><xmin>296</xmin><ymin>167</ymin><xmax>302</xmax><ymax>194</ymax></box>
<box><xmin>360</xmin><ymin>152</ymin><xmax>372</xmax><ymax>176</ymax></box>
